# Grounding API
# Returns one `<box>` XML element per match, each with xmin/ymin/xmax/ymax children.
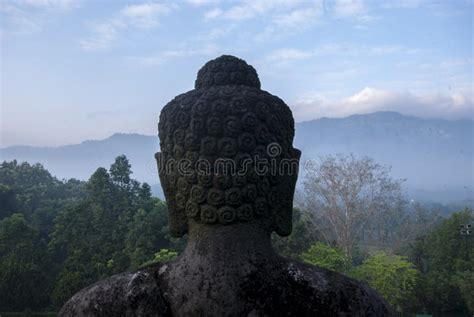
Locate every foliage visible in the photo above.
<box><xmin>0</xmin><ymin>157</ymin><xmax>179</xmax><ymax>311</ymax></box>
<box><xmin>0</xmin><ymin>161</ymin><xmax>86</xmax><ymax>219</ymax></box>
<box><xmin>454</xmin><ymin>270</ymin><xmax>474</xmax><ymax>313</ymax></box>
<box><xmin>109</xmin><ymin>155</ymin><xmax>132</xmax><ymax>189</ymax></box>
<box><xmin>351</xmin><ymin>252</ymin><xmax>419</xmax><ymax>311</ymax></box>
<box><xmin>0</xmin><ymin>157</ymin><xmax>472</xmax><ymax>314</ymax></box>
<box><xmin>389</xmin><ymin>202</ymin><xmax>442</xmax><ymax>255</ymax></box>
<box><xmin>0</xmin><ymin>160</ymin><xmax>85</xmax><ymax>310</ymax></box>
<box><xmin>409</xmin><ymin>209</ymin><xmax>473</xmax><ymax>314</ymax></box>
<box><xmin>48</xmin><ymin>156</ymin><xmax>162</xmax><ymax>306</ymax></box>
<box><xmin>140</xmin><ymin>249</ymin><xmax>178</xmax><ymax>268</ymax></box>
<box><xmin>125</xmin><ymin>200</ymin><xmax>171</xmax><ymax>269</ymax></box>
<box><xmin>301</xmin><ymin>242</ymin><xmax>351</xmax><ymax>273</ymax></box>
<box><xmin>0</xmin><ymin>214</ymin><xmax>51</xmax><ymax>310</ymax></box>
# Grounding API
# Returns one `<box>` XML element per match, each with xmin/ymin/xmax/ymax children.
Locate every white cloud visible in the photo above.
<box><xmin>332</xmin><ymin>0</ymin><xmax>366</xmax><ymax>17</ymax></box>
<box><xmin>330</xmin><ymin>0</ymin><xmax>378</xmax><ymax>23</ymax></box>
<box><xmin>219</xmin><ymin>4</ymin><xmax>255</xmax><ymax>20</ymax></box>
<box><xmin>368</xmin><ymin>45</ymin><xmax>420</xmax><ymax>55</ymax></box>
<box><xmin>80</xmin><ymin>2</ymin><xmax>176</xmax><ymax>51</ymax></box>
<box><xmin>266</xmin><ymin>48</ymin><xmax>313</xmax><ymax>62</ymax></box>
<box><xmin>16</xmin><ymin>0</ymin><xmax>78</xmax><ymax>9</ymax></box>
<box><xmin>292</xmin><ymin>87</ymin><xmax>474</xmax><ymax>121</ymax></box>
<box><xmin>381</xmin><ymin>0</ymin><xmax>469</xmax><ymax>17</ymax></box>
<box><xmin>0</xmin><ymin>0</ymin><xmax>78</xmax><ymax>35</ymax></box>
<box><xmin>204</xmin><ymin>8</ymin><xmax>223</xmax><ymax>20</ymax></box>
<box><xmin>201</xmin><ymin>1</ymin><xmax>324</xmax><ymax>43</ymax></box>
<box><xmin>273</xmin><ymin>5</ymin><xmax>322</xmax><ymax>30</ymax></box>
<box><xmin>187</xmin><ymin>0</ymin><xmax>220</xmax><ymax>6</ymax></box>
<box><xmin>381</xmin><ymin>0</ymin><xmax>425</xmax><ymax>9</ymax></box>
<box><xmin>265</xmin><ymin>43</ymin><xmax>422</xmax><ymax>63</ymax></box>
<box><xmin>202</xmin><ymin>0</ymin><xmax>381</xmax><ymax>41</ymax></box>
<box><xmin>127</xmin><ymin>44</ymin><xmax>220</xmax><ymax>66</ymax></box>
<box><xmin>79</xmin><ymin>19</ymin><xmax>126</xmax><ymax>51</ymax></box>
<box><xmin>120</xmin><ymin>3</ymin><xmax>175</xmax><ymax>28</ymax></box>
<box><xmin>0</xmin><ymin>3</ymin><xmax>41</xmax><ymax>34</ymax></box>
<box><xmin>319</xmin><ymin>68</ymin><xmax>360</xmax><ymax>81</ymax></box>
<box><xmin>440</xmin><ymin>58</ymin><xmax>473</xmax><ymax>69</ymax></box>
<box><xmin>202</xmin><ymin>25</ymin><xmax>231</xmax><ymax>39</ymax></box>
<box><xmin>256</xmin><ymin>3</ymin><xmax>323</xmax><ymax>41</ymax></box>
<box><xmin>205</xmin><ymin>0</ymin><xmax>306</xmax><ymax>21</ymax></box>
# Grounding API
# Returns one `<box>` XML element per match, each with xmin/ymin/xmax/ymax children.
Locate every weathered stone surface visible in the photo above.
<box><xmin>60</xmin><ymin>227</ymin><xmax>389</xmax><ymax>316</ymax></box>
<box><xmin>60</xmin><ymin>55</ymin><xmax>392</xmax><ymax>316</ymax></box>
<box><xmin>157</xmin><ymin>56</ymin><xmax>299</xmax><ymax>238</ymax></box>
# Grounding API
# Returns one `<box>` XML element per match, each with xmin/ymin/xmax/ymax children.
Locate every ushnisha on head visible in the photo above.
<box><xmin>156</xmin><ymin>55</ymin><xmax>301</xmax><ymax>238</ymax></box>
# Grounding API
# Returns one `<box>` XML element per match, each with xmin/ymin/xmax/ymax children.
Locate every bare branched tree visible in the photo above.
<box><xmin>389</xmin><ymin>202</ymin><xmax>442</xmax><ymax>253</ymax></box>
<box><xmin>301</xmin><ymin>154</ymin><xmax>406</xmax><ymax>258</ymax></box>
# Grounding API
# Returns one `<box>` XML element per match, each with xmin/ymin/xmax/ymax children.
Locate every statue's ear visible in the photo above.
<box><xmin>273</xmin><ymin>147</ymin><xmax>300</xmax><ymax>237</ymax></box>
<box><xmin>155</xmin><ymin>152</ymin><xmax>188</xmax><ymax>237</ymax></box>
<box><xmin>273</xmin><ymin>181</ymin><xmax>295</xmax><ymax>237</ymax></box>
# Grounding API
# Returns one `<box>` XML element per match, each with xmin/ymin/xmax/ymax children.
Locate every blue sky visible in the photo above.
<box><xmin>1</xmin><ymin>0</ymin><xmax>472</xmax><ymax>146</ymax></box>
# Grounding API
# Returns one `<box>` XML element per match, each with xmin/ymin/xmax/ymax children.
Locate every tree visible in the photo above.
<box><xmin>0</xmin><ymin>160</ymin><xmax>85</xmax><ymax>234</ymax></box>
<box><xmin>48</xmin><ymin>156</ymin><xmax>179</xmax><ymax>307</ymax></box>
<box><xmin>109</xmin><ymin>155</ymin><xmax>132</xmax><ymax>189</ymax></box>
<box><xmin>140</xmin><ymin>249</ymin><xmax>178</xmax><ymax>268</ymax></box>
<box><xmin>410</xmin><ymin>209</ymin><xmax>473</xmax><ymax>314</ymax></box>
<box><xmin>48</xmin><ymin>201</ymin><xmax>102</xmax><ymax>306</ymax></box>
<box><xmin>301</xmin><ymin>242</ymin><xmax>351</xmax><ymax>273</ymax></box>
<box><xmin>454</xmin><ymin>271</ymin><xmax>474</xmax><ymax>313</ymax></box>
<box><xmin>302</xmin><ymin>154</ymin><xmax>405</xmax><ymax>259</ymax></box>
<box><xmin>0</xmin><ymin>161</ymin><xmax>58</xmax><ymax>217</ymax></box>
<box><xmin>0</xmin><ymin>184</ymin><xmax>17</xmax><ymax>219</ymax></box>
<box><xmin>86</xmin><ymin>167</ymin><xmax>113</xmax><ymax>205</ymax></box>
<box><xmin>0</xmin><ymin>161</ymin><xmax>86</xmax><ymax>310</ymax></box>
<box><xmin>0</xmin><ymin>158</ymin><xmax>183</xmax><ymax>311</ymax></box>
<box><xmin>125</xmin><ymin>199</ymin><xmax>170</xmax><ymax>269</ymax></box>
<box><xmin>49</xmin><ymin>164</ymin><xmax>132</xmax><ymax>306</ymax></box>
<box><xmin>390</xmin><ymin>202</ymin><xmax>442</xmax><ymax>254</ymax></box>
<box><xmin>0</xmin><ymin>213</ymin><xmax>51</xmax><ymax>310</ymax></box>
<box><xmin>351</xmin><ymin>252</ymin><xmax>418</xmax><ymax>311</ymax></box>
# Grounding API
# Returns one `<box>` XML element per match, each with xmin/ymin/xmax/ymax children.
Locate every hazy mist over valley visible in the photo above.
<box><xmin>2</xmin><ymin>111</ymin><xmax>472</xmax><ymax>203</ymax></box>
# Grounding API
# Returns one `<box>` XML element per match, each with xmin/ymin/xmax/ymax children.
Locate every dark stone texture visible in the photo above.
<box><xmin>60</xmin><ymin>55</ymin><xmax>391</xmax><ymax>316</ymax></box>
<box><xmin>158</xmin><ymin>55</ymin><xmax>299</xmax><ymax>238</ymax></box>
<box><xmin>195</xmin><ymin>55</ymin><xmax>260</xmax><ymax>89</ymax></box>
<box><xmin>60</xmin><ymin>224</ymin><xmax>390</xmax><ymax>316</ymax></box>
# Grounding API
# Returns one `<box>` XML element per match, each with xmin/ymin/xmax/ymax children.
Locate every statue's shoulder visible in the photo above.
<box><xmin>59</xmin><ymin>264</ymin><xmax>171</xmax><ymax>317</ymax></box>
<box><xmin>241</xmin><ymin>258</ymin><xmax>391</xmax><ymax>316</ymax></box>
<box><xmin>278</xmin><ymin>259</ymin><xmax>392</xmax><ymax>316</ymax></box>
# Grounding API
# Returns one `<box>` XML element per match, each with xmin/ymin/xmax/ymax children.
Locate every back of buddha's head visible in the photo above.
<box><xmin>157</xmin><ymin>55</ymin><xmax>301</xmax><ymax>238</ymax></box>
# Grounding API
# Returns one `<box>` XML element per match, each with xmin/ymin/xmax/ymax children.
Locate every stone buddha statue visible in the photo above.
<box><xmin>60</xmin><ymin>55</ymin><xmax>391</xmax><ymax>316</ymax></box>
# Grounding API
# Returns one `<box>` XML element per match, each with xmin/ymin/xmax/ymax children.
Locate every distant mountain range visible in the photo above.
<box><xmin>1</xmin><ymin>111</ymin><xmax>473</xmax><ymax>203</ymax></box>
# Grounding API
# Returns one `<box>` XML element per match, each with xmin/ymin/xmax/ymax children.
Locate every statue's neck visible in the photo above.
<box><xmin>163</xmin><ymin>222</ymin><xmax>282</xmax><ymax>315</ymax></box>
<box><xmin>179</xmin><ymin>222</ymin><xmax>278</xmax><ymax>266</ymax></box>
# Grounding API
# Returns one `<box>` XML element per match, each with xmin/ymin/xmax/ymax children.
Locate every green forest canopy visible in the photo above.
<box><xmin>0</xmin><ymin>157</ymin><xmax>472</xmax><ymax>314</ymax></box>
